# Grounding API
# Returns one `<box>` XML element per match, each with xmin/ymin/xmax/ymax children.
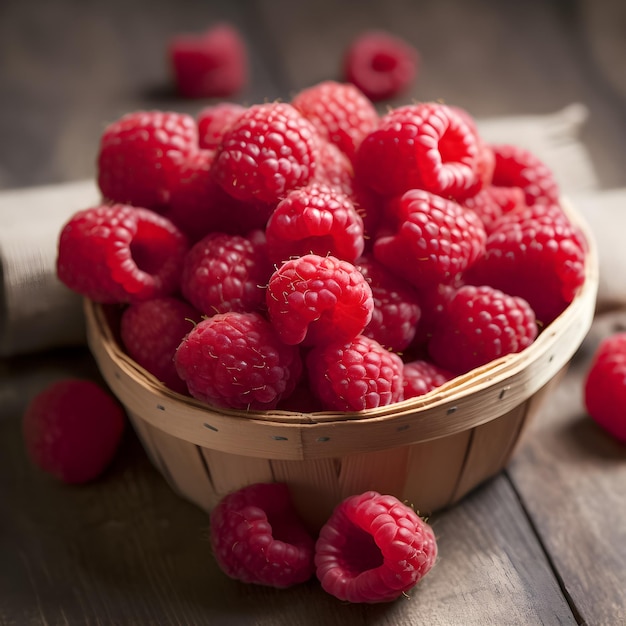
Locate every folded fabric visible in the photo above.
<box><xmin>0</xmin><ymin>105</ymin><xmax>606</xmax><ymax>356</ymax></box>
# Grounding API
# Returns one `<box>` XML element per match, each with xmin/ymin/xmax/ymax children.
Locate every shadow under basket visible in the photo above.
<box><xmin>85</xmin><ymin>201</ymin><xmax>599</xmax><ymax>531</ymax></box>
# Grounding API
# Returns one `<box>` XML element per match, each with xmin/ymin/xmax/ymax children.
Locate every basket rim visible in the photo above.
<box><xmin>85</xmin><ymin>197</ymin><xmax>599</xmax><ymax>460</ymax></box>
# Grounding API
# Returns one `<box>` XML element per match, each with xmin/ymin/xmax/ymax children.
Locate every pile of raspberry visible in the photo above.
<box><xmin>57</xmin><ymin>80</ymin><xmax>588</xmax><ymax>413</ymax></box>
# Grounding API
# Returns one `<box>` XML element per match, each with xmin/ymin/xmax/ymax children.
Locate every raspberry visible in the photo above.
<box><xmin>428</xmin><ymin>285</ymin><xmax>538</xmax><ymax>374</ymax></box>
<box><xmin>180</xmin><ymin>230</ymin><xmax>271</xmax><ymax>316</ymax></box>
<box><xmin>312</xmin><ymin>139</ymin><xmax>355</xmax><ymax>197</ymax></box>
<box><xmin>373</xmin><ymin>189</ymin><xmax>486</xmax><ymax>289</ymax></box>
<box><xmin>174</xmin><ymin>311</ymin><xmax>302</xmax><ymax>410</ymax></box>
<box><xmin>403</xmin><ymin>359</ymin><xmax>455</xmax><ymax>399</ymax></box>
<box><xmin>212</xmin><ymin>102</ymin><xmax>319</xmax><ymax>205</ymax></box>
<box><xmin>463</xmin><ymin>185</ymin><xmax>526</xmax><ymax>234</ymax></box>
<box><xmin>491</xmin><ymin>143</ymin><xmax>560</xmax><ymax>206</ymax></box>
<box><xmin>166</xmin><ymin>150</ymin><xmax>228</xmax><ymax>241</ymax></box>
<box><xmin>291</xmin><ymin>80</ymin><xmax>379</xmax><ymax>161</ymax></box>
<box><xmin>169</xmin><ymin>23</ymin><xmax>248</xmax><ymax>99</ymax></box>
<box><xmin>210</xmin><ymin>482</ymin><xmax>315</xmax><ymax>588</ymax></box>
<box><xmin>411</xmin><ymin>282</ymin><xmax>458</xmax><ymax>349</ymax></box>
<box><xmin>97</xmin><ymin>111</ymin><xmax>197</xmax><ymax>211</ymax></box>
<box><xmin>56</xmin><ymin>204</ymin><xmax>189</xmax><ymax>304</ymax></box>
<box><xmin>356</xmin><ymin>255</ymin><xmax>421</xmax><ymax>352</ymax></box>
<box><xmin>343</xmin><ymin>31</ymin><xmax>419</xmax><ymax>102</ymax></box>
<box><xmin>315</xmin><ymin>491</ymin><xmax>437</xmax><ymax>603</ymax></box>
<box><xmin>120</xmin><ymin>296</ymin><xmax>201</xmax><ymax>394</ymax></box>
<box><xmin>466</xmin><ymin>202</ymin><xmax>587</xmax><ymax>324</ymax></box>
<box><xmin>306</xmin><ymin>335</ymin><xmax>404</xmax><ymax>411</ymax></box>
<box><xmin>584</xmin><ymin>333</ymin><xmax>626</xmax><ymax>443</ymax></box>
<box><xmin>197</xmin><ymin>102</ymin><xmax>246</xmax><ymax>149</ymax></box>
<box><xmin>266</xmin><ymin>254</ymin><xmax>374</xmax><ymax>347</ymax></box>
<box><xmin>354</xmin><ymin>103</ymin><xmax>479</xmax><ymax>200</ymax></box>
<box><xmin>22</xmin><ymin>379</ymin><xmax>126</xmax><ymax>484</ymax></box>
<box><xmin>265</xmin><ymin>183</ymin><xmax>365</xmax><ymax>266</ymax></box>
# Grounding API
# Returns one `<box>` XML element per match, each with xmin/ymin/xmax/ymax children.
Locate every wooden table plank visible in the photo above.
<box><xmin>507</xmin><ymin>311</ymin><xmax>626</xmax><ymax>626</ymax></box>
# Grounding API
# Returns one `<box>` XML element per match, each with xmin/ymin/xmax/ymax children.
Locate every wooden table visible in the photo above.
<box><xmin>1</xmin><ymin>1</ymin><xmax>625</xmax><ymax>624</ymax></box>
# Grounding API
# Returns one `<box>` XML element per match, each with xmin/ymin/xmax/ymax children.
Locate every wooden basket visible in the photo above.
<box><xmin>85</xmin><ymin>200</ymin><xmax>599</xmax><ymax>530</ymax></box>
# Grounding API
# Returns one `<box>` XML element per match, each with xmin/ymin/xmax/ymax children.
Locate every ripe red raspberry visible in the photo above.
<box><xmin>210</xmin><ymin>482</ymin><xmax>315</xmax><ymax>588</ymax></box>
<box><xmin>57</xmin><ymin>204</ymin><xmax>189</xmax><ymax>304</ymax></box>
<box><xmin>22</xmin><ymin>379</ymin><xmax>126</xmax><ymax>484</ymax></box>
<box><xmin>343</xmin><ymin>31</ymin><xmax>419</xmax><ymax>102</ymax></box>
<box><xmin>411</xmin><ymin>281</ymin><xmax>458</xmax><ymax>349</ymax></box>
<box><xmin>373</xmin><ymin>189</ymin><xmax>486</xmax><ymax>289</ymax></box>
<box><xmin>174</xmin><ymin>311</ymin><xmax>302</xmax><ymax>410</ymax></box>
<box><xmin>428</xmin><ymin>284</ymin><xmax>538</xmax><ymax>374</ymax></box>
<box><xmin>584</xmin><ymin>333</ymin><xmax>626</xmax><ymax>443</ymax></box>
<box><xmin>491</xmin><ymin>143</ymin><xmax>560</xmax><ymax>207</ymax></box>
<box><xmin>463</xmin><ymin>185</ymin><xmax>526</xmax><ymax>234</ymax></box>
<box><xmin>403</xmin><ymin>359</ymin><xmax>455</xmax><ymax>399</ymax></box>
<box><xmin>291</xmin><ymin>80</ymin><xmax>379</xmax><ymax>161</ymax></box>
<box><xmin>315</xmin><ymin>491</ymin><xmax>437</xmax><ymax>603</ymax></box>
<box><xmin>197</xmin><ymin>102</ymin><xmax>246</xmax><ymax>149</ymax></box>
<box><xmin>212</xmin><ymin>102</ymin><xmax>319</xmax><ymax>205</ymax></box>
<box><xmin>466</xmin><ymin>202</ymin><xmax>587</xmax><ymax>324</ymax></box>
<box><xmin>306</xmin><ymin>334</ymin><xmax>404</xmax><ymax>411</ymax></box>
<box><xmin>356</xmin><ymin>255</ymin><xmax>421</xmax><ymax>352</ymax></box>
<box><xmin>266</xmin><ymin>254</ymin><xmax>374</xmax><ymax>347</ymax></box>
<box><xmin>120</xmin><ymin>296</ymin><xmax>201</xmax><ymax>394</ymax></box>
<box><xmin>354</xmin><ymin>103</ymin><xmax>479</xmax><ymax>200</ymax></box>
<box><xmin>169</xmin><ymin>23</ymin><xmax>248</xmax><ymax>99</ymax></box>
<box><xmin>265</xmin><ymin>183</ymin><xmax>365</xmax><ymax>265</ymax></box>
<box><xmin>180</xmin><ymin>230</ymin><xmax>271</xmax><ymax>316</ymax></box>
<box><xmin>97</xmin><ymin>111</ymin><xmax>197</xmax><ymax>211</ymax></box>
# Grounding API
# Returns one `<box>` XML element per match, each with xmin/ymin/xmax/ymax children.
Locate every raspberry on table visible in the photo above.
<box><xmin>291</xmin><ymin>80</ymin><xmax>379</xmax><ymax>161</ymax></box>
<box><xmin>354</xmin><ymin>103</ymin><xmax>479</xmax><ymax>200</ymax></box>
<box><xmin>56</xmin><ymin>204</ymin><xmax>189</xmax><ymax>304</ymax></box>
<box><xmin>212</xmin><ymin>102</ymin><xmax>319</xmax><ymax>205</ymax></box>
<box><xmin>169</xmin><ymin>23</ymin><xmax>248</xmax><ymax>99</ymax></box>
<box><xmin>403</xmin><ymin>359</ymin><xmax>455</xmax><ymax>399</ymax></box>
<box><xmin>265</xmin><ymin>183</ymin><xmax>365</xmax><ymax>266</ymax></box>
<box><xmin>306</xmin><ymin>334</ymin><xmax>404</xmax><ymax>411</ymax></box>
<box><xmin>356</xmin><ymin>255</ymin><xmax>422</xmax><ymax>352</ymax></box>
<box><xmin>465</xmin><ymin>201</ymin><xmax>587</xmax><ymax>325</ymax></box>
<box><xmin>120</xmin><ymin>296</ymin><xmax>201</xmax><ymax>394</ymax></box>
<box><xmin>490</xmin><ymin>143</ymin><xmax>560</xmax><ymax>207</ymax></box>
<box><xmin>373</xmin><ymin>189</ymin><xmax>486</xmax><ymax>290</ymax></box>
<box><xmin>174</xmin><ymin>311</ymin><xmax>302</xmax><ymax>410</ymax></box>
<box><xmin>315</xmin><ymin>491</ymin><xmax>437</xmax><ymax>603</ymax></box>
<box><xmin>343</xmin><ymin>31</ymin><xmax>419</xmax><ymax>102</ymax></box>
<box><xmin>265</xmin><ymin>254</ymin><xmax>374</xmax><ymax>347</ymax></box>
<box><xmin>22</xmin><ymin>379</ymin><xmax>126</xmax><ymax>484</ymax></box>
<box><xmin>97</xmin><ymin>111</ymin><xmax>197</xmax><ymax>212</ymax></box>
<box><xmin>180</xmin><ymin>230</ymin><xmax>272</xmax><ymax>316</ymax></box>
<box><xmin>197</xmin><ymin>102</ymin><xmax>246</xmax><ymax>149</ymax></box>
<box><xmin>584</xmin><ymin>333</ymin><xmax>626</xmax><ymax>443</ymax></box>
<box><xmin>427</xmin><ymin>284</ymin><xmax>538</xmax><ymax>374</ymax></box>
<box><xmin>210</xmin><ymin>482</ymin><xmax>315</xmax><ymax>588</ymax></box>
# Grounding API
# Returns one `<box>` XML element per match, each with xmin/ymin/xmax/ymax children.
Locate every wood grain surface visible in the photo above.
<box><xmin>1</xmin><ymin>0</ymin><xmax>625</xmax><ymax>624</ymax></box>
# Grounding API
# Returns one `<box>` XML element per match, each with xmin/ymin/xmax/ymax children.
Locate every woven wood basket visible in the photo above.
<box><xmin>85</xmin><ymin>200</ymin><xmax>598</xmax><ymax>530</ymax></box>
